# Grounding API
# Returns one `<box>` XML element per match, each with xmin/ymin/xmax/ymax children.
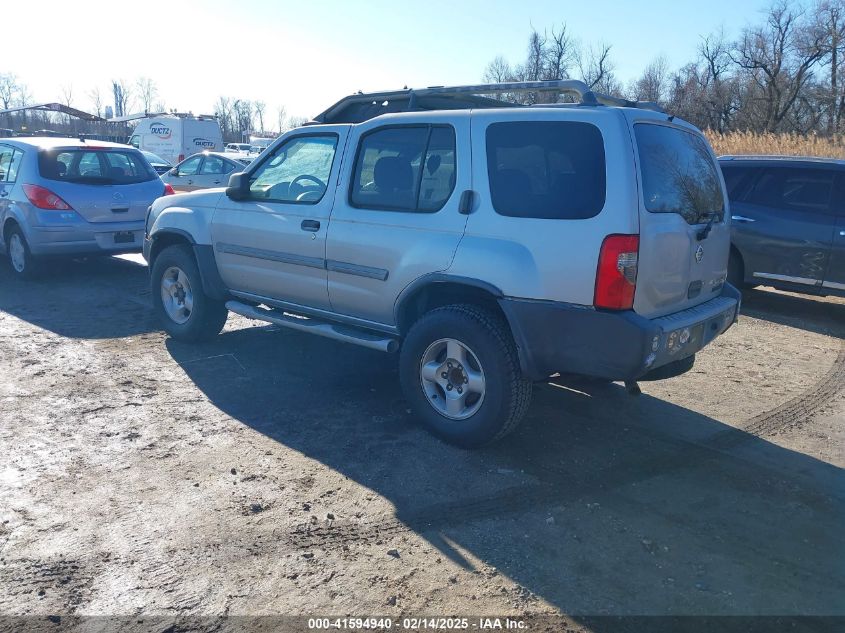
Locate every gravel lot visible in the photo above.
<box><xmin>0</xmin><ymin>254</ymin><xmax>843</xmax><ymax>630</ymax></box>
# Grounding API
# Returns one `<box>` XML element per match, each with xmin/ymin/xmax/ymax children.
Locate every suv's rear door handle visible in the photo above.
<box><xmin>732</xmin><ymin>215</ymin><xmax>755</xmax><ymax>223</ymax></box>
<box><xmin>301</xmin><ymin>219</ymin><xmax>320</xmax><ymax>232</ymax></box>
<box><xmin>0</xmin><ymin>190</ymin><xmax>8</xmax><ymax>198</ymax></box>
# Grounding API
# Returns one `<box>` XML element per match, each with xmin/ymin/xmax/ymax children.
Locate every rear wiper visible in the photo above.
<box><xmin>696</xmin><ymin>212</ymin><xmax>719</xmax><ymax>241</ymax></box>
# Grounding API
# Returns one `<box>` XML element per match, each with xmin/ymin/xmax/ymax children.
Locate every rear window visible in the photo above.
<box><xmin>39</xmin><ymin>149</ymin><xmax>157</xmax><ymax>185</ymax></box>
<box><xmin>635</xmin><ymin>123</ymin><xmax>724</xmax><ymax>224</ymax></box>
<box><xmin>486</xmin><ymin>121</ymin><xmax>606</xmax><ymax>220</ymax></box>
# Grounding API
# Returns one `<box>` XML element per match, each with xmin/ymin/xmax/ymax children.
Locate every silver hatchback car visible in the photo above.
<box><xmin>0</xmin><ymin>137</ymin><xmax>171</xmax><ymax>278</ymax></box>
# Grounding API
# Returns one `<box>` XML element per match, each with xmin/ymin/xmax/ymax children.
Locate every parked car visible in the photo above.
<box><xmin>144</xmin><ymin>81</ymin><xmax>739</xmax><ymax>448</ymax></box>
<box><xmin>128</xmin><ymin>114</ymin><xmax>223</xmax><ymax>166</ymax></box>
<box><xmin>141</xmin><ymin>150</ymin><xmax>172</xmax><ymax>175</ymax></box>
<box><xmin>160</xmin><ymin>152</ymin><xmax>252</xmax><ymax>192</ymax></box>
<box><xmin>225</xmin><ymin>143</ymin><xmax>252</xmax><ymax>154</ymax></box>
<box><xmin>720</xmin><ymin>155</ymin><xmax>845</xmax><ymax>297</ymax></box>
<box><xmin>0</xmin><ymin>137</ymin><xmax>172</xmax><ymax>278</ymax></box>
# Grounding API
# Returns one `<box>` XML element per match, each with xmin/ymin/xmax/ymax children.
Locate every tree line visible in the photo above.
<box><xmin>0</xmin><ymin>73</ymin><xmax>296</xmax><ymax>141</ymax></box>
<box><xmin>484</xmin><ymin>0</ymin><xmax>845</xmax><ymax>135</ymax></box>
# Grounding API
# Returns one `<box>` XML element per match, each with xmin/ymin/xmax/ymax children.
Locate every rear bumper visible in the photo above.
<box><xmin>500</xmin><ymin>284</ymin><xmax>741</xmax><ymax>381</ymax></box>
<box><xmin>27</xmin><ymin>220</ymin><xmax>145</xmax><ymax>256</ymax></box>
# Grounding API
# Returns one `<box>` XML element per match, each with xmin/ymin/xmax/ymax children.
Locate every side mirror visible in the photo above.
<box><xmin>168</xmin><ymin>167</ymin><xmax>179</xmax><ymax>176</ymax></box>
<box><xmin>225</xmin><ymin>172</ymin><xmax>250</xmax><ymax>201</ymax></box>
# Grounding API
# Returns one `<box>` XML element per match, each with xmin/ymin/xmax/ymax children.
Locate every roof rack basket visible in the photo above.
<box><xmin>313</xmin><ymin>80</ymin><xmax>663</xmax><ymax>124</ymax></box>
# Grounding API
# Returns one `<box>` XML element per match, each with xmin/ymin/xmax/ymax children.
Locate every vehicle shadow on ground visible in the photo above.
<box><xmin>740</xmin><ymin>287</ymin><xmax>845</xmax><ymax>339</ymax></box>
<box><xmin>167</xmin><ymin>326</ymin><xmax>844</xmax><ymax>624</ymax></box>
<box><xmin>0</xmin><ymin>255</ymin><xmax>156</xmax><ymax>339</ymax></box>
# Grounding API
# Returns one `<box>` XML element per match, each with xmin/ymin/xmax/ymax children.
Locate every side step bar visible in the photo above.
<box><xmin>225</xmin><ymin>301</ymin><xmax>399</xmax><ymax>353</ymax></box>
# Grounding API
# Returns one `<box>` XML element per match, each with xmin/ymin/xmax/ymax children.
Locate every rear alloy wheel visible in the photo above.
<box><xmin>6</xmin><ymin>227</ymin><xmax>40</xmax><ymax>280</ymax></box>
<box><xmin>151</xmin><ymin>244</ymin><xmax>228</xmax><ymax>342</ymax></box>
<box><xmin>400</xmin><ymin>304</ymin><xmax>533</xmax><ymax>448</ymax></box>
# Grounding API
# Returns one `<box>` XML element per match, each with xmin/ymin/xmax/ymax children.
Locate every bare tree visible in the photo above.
<box><xmin>136</xmin><ymin>77</ymin><xmax>158</xmax><ymax>113</ymax></box>
<box><xmin>0</xmin><ymin>72</ymin><xmax>20</xmax><ymax>109</ymax></box>
<box><xmin>577</xmin><ymin>43</ymin><xmax>618</xmax><ymax>93</ymax></box>
<box><xmin>60</xmin><ymin>84</ymin><xmax>74</xmax><ymax>107</ymax></box>
<box><xmin>88</xmin><ymin>87</ymin><xmax>103</xmax><ymax>117</ymax></box>
<box><xmin>111</xmin><ymin>79</ymin><xmax>134</xmax><ymax>117</ymax></box>
<box><xmin>629</xmin><ymin>56</ymin><xmax>670</xmax><ymax>103</ymax></box>
<box><xmin>813</xmin><ymin>0</ymin><xmax>845</xmax><ymax>132</ymax></box>
<box><xmin>731</xmin><ymin>1</ymin><xmax>826</xmax><ymax>132</ymax></box>
<box><xmin>276</xmin><ymin>105</ymin><xmax>288</xmax><ymax>133</ymax></box>
<box><xmin>255</xmin><ymin>101</ymin><xmax>266</xmax><ymax>133</ymax></box>
<box><xmin>482</xmin><ymin>56</ymin><xmax>514</xmax><ymax>83</ymax></box>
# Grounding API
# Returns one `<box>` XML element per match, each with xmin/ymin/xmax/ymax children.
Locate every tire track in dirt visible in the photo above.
<box><xmin>288</xmin><ymin>340</ymin><xmax>845</xmax><ymax>551</ymax></box>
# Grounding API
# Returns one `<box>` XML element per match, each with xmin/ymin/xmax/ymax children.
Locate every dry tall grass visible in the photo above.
<box><xmin>705</xmin><ymin>130</ymin><xmax>845</xmax><ymax>159</ymax></box>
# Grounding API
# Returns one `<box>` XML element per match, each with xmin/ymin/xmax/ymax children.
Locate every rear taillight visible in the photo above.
<box><xmin>163</xmin><ymin>183</ymin><xmax>175</xmax><ymax>195</ymax></box>
<box><xmin>594</xmin><ymin>234</ymin><xmax>639</xmax><ymax>310</ymax></box>
<box><xmin>22</xmin><ymin>184</ymin><xmax>72</xmax><ymax>210</ymax></box>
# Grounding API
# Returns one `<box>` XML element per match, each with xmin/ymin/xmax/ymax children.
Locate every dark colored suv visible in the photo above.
<box><xmin>719</xmin><ymin>156</ymin><xmax>845</xmax><ymax>297</ymax></box>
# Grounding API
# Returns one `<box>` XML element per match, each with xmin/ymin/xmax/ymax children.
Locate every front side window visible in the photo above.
<box><xmin>486</xmin><ymin>121</ymin><xmax>606</xmax><ymax>220</ymax></box>
<box><xmin>40</xmin><ymin>149</ymin><xmax>156</xmax><ymax>184</ymax></box>
<box><xmin>176</xmin><ymin>155</ymin><xmax>203</xmax><ymax>176</ymax></box>
<box><xmin>248</xmin><ymin>135</ymin><xmax>338</xmax><ymax>204</ymax></box>
<box><xmin>635</xmin><ymin>123</ymin><xmax>724</xmax><ymax>224</ymax></box>
<box><xmin>746</xmin><ymin>167</ymin><xmax>835</xmax><ymax>214</ymax></box>
<box><xmin>351</xmin><ymin>125</ymin><xmax>456</xmax><ymax>212</ymax></box>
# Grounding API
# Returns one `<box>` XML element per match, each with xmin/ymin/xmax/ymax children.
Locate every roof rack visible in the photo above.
<box><xmin>313</xmin><ymin>80</ymin><xmax>664</xmax><ymax>124</ymax></box>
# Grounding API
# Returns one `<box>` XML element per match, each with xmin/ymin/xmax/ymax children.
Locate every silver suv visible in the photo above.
<box><xmin>144</xmin><ymin>81</ymin><xmax>740</xmax><ymax>448</ymax></box>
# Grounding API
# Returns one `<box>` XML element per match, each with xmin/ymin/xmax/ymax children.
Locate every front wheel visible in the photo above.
<box><xmin>151</xmin><ymin>244</ymin><xmax>228</xmax><ymax>342</ymax></box>
<box><xmin>399</xmin><ymin>304</ymin><xmax>532</xmax><ymax>448</ymax></box>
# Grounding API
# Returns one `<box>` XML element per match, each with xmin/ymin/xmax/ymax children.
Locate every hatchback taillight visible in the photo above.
<box><xmin>22</xmin><ymin>184</ymin><xmax>72</xmax><ymax>210</ymax></box>
<box><xmin>594</xmin><ymin>234</ymin><xmax>639</xmax><ymax>310</ymax></box>
<box><xmin>163</xmin><ymin>183</ymin><xmax>175</xmax><ymax>195</ymax></box>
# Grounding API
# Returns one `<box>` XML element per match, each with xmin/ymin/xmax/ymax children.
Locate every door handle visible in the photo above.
<box><xmin>0</xmin><ymin>190</ymin><xmax>7</xmax><ymax>198</ymax></box>
<box><xmin>731</xmin><ymin>215</ymin><xmax>755</xmax><ymax>223</ymax></box>
<box><xmin>301</xmin><ymin>219</ymin><xmax>320</xmax><ymax>232</ymax></box>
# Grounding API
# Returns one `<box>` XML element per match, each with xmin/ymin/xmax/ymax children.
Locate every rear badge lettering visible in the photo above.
<box><xmin>695</xmin><ymin>245</ymin><xmax>704</xmax><ymax>263</ymax></box>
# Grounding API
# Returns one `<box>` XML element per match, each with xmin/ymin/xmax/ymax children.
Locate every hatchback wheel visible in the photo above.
<box><xmin>5</xmin><ymin>227</ymin><xmax>40</xmax><ymax>280</ymax></box>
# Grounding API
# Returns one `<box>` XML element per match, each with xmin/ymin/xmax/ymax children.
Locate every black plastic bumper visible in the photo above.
<box><xmin>499</xmin><ymin>284</ymin><xmax>741</xmax><ymax>382</ymax></box>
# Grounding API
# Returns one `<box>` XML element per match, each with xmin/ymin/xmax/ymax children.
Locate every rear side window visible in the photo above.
<box><xmin>350</xmin><ymin>125</ymin><xmax>456</xmax><ymax>212</ymax></box>
<box><xmin>746</xmin><ymin>167</ymin><xmax>835</xmax><ymax>214</ymax></box>
<box><xmin>635</xmin><ymin>123</ymin><xmax>724</xmax><ymax>224</ymax></box>
<box><xmin>39</xmin><ymin>149</ymin><xmax>156</xmax><ymax>184</ymax></box>
<box><xmin>486</xmin><ymin>121</ymin><xmax>606</xmax><ymax>220</ymax></box>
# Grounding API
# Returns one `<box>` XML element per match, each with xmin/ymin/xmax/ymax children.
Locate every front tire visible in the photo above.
<box><xmin>5</xmin><ymin>226</ymin><xmax>40</xmax><ymax>280</ymax></box>
<box><xmin>399</xmin><ymin>304</ymin><xmax>532</xmax><ymax>448</ymax></box>
<box><xmin>151</xmin><ymin>244</ymin><xmax>228</xmax><ymax>342</ymax></box>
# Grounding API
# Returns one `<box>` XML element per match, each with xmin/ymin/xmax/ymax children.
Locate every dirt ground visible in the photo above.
<box><xmin>0</xmin><ymin>254</ymin><xmax>843</xmax><ymax>631</ymax></box>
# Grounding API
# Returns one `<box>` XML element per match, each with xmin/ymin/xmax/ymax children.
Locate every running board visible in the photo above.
<box><xmin>225</xmin><ymin>301</ymin><xmax>399</xmax><ymax>353</ymax></box>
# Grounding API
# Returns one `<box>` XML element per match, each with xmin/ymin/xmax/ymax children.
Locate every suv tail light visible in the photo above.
<box><xmin>594</xmin><ymin>234</ymin><xmax>639</xmax><ymax>310</ymax></box>
<box><xmin>22</xmin><ymin>184</ymin><xmax>72</xmax><ymax>210</ymax></box>
<box><xmin>163</xmin><ymin>183</ymin><xmax>175</xmax><ymax>195</ymax></box>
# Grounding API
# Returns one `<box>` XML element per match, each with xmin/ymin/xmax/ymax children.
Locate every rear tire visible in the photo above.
<box><xmin>151</xmin><ymin>244</ymin><xmax>228</xmax><ymax>342</ymax></box>
<box><xmin>5</xmin><ymin>226</ymin><xmax>40</xmax><ymax>280</ymax></box>
<box><xmin>399</xmin><ymin>304</ymin><xmax>532</xmax><ymax>448</ymax></box>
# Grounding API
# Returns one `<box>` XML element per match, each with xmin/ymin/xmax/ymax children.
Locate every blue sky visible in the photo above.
<box><xmin>3</xmin><ymin>0</ymin><xmax>814</xmax><ymax>124</ymax></box>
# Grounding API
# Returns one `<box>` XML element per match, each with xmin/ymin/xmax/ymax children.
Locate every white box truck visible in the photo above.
<box><xmin>128</xmin><ymin>114</ymin><xmax>223</xmax><ymax>165</ymax></box>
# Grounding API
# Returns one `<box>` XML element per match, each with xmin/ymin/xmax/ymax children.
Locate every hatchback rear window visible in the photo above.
<box><xmin>38</xmin><ymin>149</ymin><xmax>157</xmax><ymax>185</ymax></box>
<box><xmin>486</xmin><ymin>121</ymin><xmax>606</xmax><ymax>220</ymax></box>
<box><xmin>635</xmin><ymin>124</ymin><xmax>724</xmax><ymax>224</ymax></box>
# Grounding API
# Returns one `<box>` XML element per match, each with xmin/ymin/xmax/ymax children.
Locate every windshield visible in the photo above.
<box><xmin>635</xmin><ymin>123</ymin><xmax>724</xmax><ymax>224</ymax></box>
<box><xmin>39</xmin><ymin>148</ymin><xmax>157</xmax><ymax>185</ymax></box>
<box><xmin>143</xmin><ymin>151</ymin><xmax>169</xmax><ymax>165</ymax></box>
